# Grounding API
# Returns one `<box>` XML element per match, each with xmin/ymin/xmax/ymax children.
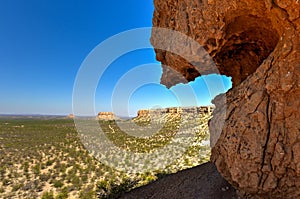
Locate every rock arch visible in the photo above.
<box><xmin>151</xmin><ymin>0</ymin><xmax>300</xmax><ymax>197</ymax></box>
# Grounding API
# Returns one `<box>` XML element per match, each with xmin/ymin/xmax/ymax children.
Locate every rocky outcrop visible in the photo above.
<box><xmin>67</xmin><ymin>114</ymin><xmax>74</xmax><ymax>119</ymax></box>
<box><xmin>151</xmin><ymin>0</ymin><xmax>300</xmax><ymax>197</ymax></box>
<box><xmin>134</xmin><ymin>106</ymin><xmax>214</xmax><ymax>120</ymax></box>
<box><xmin>136</xmin><ymin>109</ymin><xmax>150</xmax><ymax>118</ymax></box>
<box><xmin>97</xmin><ymin>112</ymin><xmax>117</xmax><ymax>120</ymax></box>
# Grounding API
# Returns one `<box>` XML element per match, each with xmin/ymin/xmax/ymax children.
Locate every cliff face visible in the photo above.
<box><xmin>136</xmin><ymin>107</ymin><xmax>213</xmax><ymax>117</ymax></box>
<box><xmin>151</xmin><ymin>0</ymin><xmax>300</xmax><ymax>197</ymax></box>
<box><xmin>97</xmin><ymin>112</ymin><xmax>116</xmax><ymax>120</ymax></box>
<box><xmin>134</xmin><ymin>106</ymin><xmax>214</xmax><ymax>122</ymax></box>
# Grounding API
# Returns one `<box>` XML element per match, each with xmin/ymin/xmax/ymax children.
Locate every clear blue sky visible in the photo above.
<box><xmin>0</xmin><ymin>0</ymin><xmax>231</xmax><ymax>116</ymax></box>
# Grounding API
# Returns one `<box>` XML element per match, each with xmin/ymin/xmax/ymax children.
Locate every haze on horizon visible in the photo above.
<box><xmin>0</xmin><ymin>1</ymin><xmax>232</xmax><ymax>116</ymax></box>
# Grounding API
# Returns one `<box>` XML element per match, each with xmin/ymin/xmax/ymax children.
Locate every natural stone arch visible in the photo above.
<box><xmin>151</xmin><ymin>0</ymin><xmax>300</xmax><ymax>197</ymax></box>
<box><xmin>214</xmin><ymin>14</ymin><xmax>280</xmax><ymax>86</ymax></box>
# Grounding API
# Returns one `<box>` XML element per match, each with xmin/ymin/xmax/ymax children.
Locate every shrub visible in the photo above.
<box><xmin>12</xmin><ymin>183</ymin><xmax>22</xmax><ymax>192</ymax></box>
<box><xmin>71</xmin><ymin>176</ymin><xmax>81</xmax><ymax>189</ymax></box>
<box><xmin>41</xmin><ymin>191</ymin><xmax>54</xmax><ymax>199</ymax></box>
<box><xmin>23</xmin><ymin>162</ymin><xmax>29</xmax><ymax>172</ymax></box>
<box><xmin>55</xmin><ymin>187</ymin><xmax>68</xmax><ymax>199</ymax></box>
<box><xmin>2</xmin><ymin>178</ymin><xmax>10</xmax><ymax>186</ymax></box>
<box><xmin>0</xmin><ymin>187</ymin><xmax>4</xmax><ymax>193</ymax></box>
<box><xmin>40</xmin><ymin>173</ymin><xmax>51</xmax><ymax>182</ymax></box>
<box><xmin>32</xmin><ymin>164</ymin><xmax>41</xmax><ymax>175</ymax></box>
<box><xmin>46</xmin><ymin>160</ymin><xmax>54</xmax><ymax>166</ymax></box>
<box><xmin>79</xmin><ymin>186</ymin><xmax>95</xmax><ymax>199</ymax></box>
<box><xmin>53</xmin><ymin>180</ymin><xmax>64</xmax><ymax>188</ymax></box>
<box><xmin>0</xmin><ymin>166</ymin><xmax>6</xmax><ymax>176</ymax></box>
<box><xmin>96</xmin><ymin>178</ymin><xmax>137</xmax><ymax>199</ymax></box>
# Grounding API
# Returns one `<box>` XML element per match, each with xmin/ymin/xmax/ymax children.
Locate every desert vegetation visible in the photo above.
<box><xmin>0</xmin><ymin>110</ymin><xmax>211</xmax><ymax>198</ymax></box>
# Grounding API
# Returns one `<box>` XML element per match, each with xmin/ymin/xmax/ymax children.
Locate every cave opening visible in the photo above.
<box><xmin>213</xmin><ymin>15</ymin><xmax>280</xmax><ymax>87</ymax></box>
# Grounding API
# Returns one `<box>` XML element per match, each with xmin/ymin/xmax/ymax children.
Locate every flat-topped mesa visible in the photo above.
<box><xmin>135</xmin><ymin>106</ymin><xmax>214</xmax><ymax>119</ymax></box>
<box><xmin>166</xmin><ymin>107</ymin><xmax>182</xmax><ymax>114</ymax></box>
<box><xmin>97</xmin><ymin>112</ymin><xmax>116</xmax><ymax>121</ymax></box>
<box><xmin>182</xmin><ymin>106</ymin><xmax>214</xmax><ymax>114</ymax></box>
<box><xmin>136</xmin><ymin>110</ymin><xmax>150</xmax><ymax>118</ymax></box>
<box><xmin>67</xmin><ymin>114</ymin><xmax>74</xmax><ymax>119</ymax></box>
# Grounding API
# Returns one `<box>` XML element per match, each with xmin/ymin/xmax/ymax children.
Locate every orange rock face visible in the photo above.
<box><xmin>136</xmin><ymin>110</ymin><xmax>150</xmax><ymax>117</ymax></box>
<box><xmin>97</xmin><ymin>112</ymin><xmax>116</xmax><ymax>120</ymax></box>
<box><xmin>151</xmin><ymin>0</ymin><xmax>300</xmax><ymax>197</ymax></box>
<box><xmin>67</xmin><ymin>114</ymin><xmax>74</xmax><ymax>119</ymax></box>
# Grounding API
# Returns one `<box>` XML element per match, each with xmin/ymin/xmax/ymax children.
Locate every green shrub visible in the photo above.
<box><xmin>0</xmin><ymin>166</ymin><xmax>6</xmax><ymax>175</ymax></box>
<box><xmin>53</xmin><ymin>180</ymin><xmax>64</xmax><ymax>188</ymax></box>
<box><xmin>71</xmin><ymin>176</ymin><xmax>81</xmax><ymax>189</ymax></box>
<box><xmin>32</xmin><ymin>164</ymin><xmax>41</xmax><ymax>175</ymax></box>
<box><xmin>46</xmin><ymin>160</ymin><xmax>54</xmax><ymax>166</ymax></box>
<box><xmin>2</xmin><ymin>178</ymin><xmax>10</xmax><ymax>186</ymax></box>
<box><xmin>23</xmin><ymin>162</ymin><xmax>29</xmax><ymax>172</ymax></box>
<box><xmin>96</xmin><ymin>178</ymin><xmax>137</xmax><ymax>199</ymax></box>
<box><xmin>12</xmin><ymin>183</ymin><xmax>22</xmax><ymax>192</ymax></box>
<box><xmin>79</xmin><ymin>186</ymin><xmax>95</xmax><ymax>199</ymax></box>
<box><xmin>55</xmin><ymin>190</ymin><xmax>68</xmax><ymax>199</ymax></box>
<box><xmin>41</xmin><ymin>191</ymin><xmax>54</xmax><ymax>199</ymax></box>
<box><xmin>40</xmin><ymin>173</ymin><xmax>51</xmax><ymax>182</ymax></box>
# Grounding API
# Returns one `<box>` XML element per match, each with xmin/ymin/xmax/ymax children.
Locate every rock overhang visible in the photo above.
<box><xmin>151</xmin><ymin>0</ymin><xmax>300</xmax><ymax>197</ymax></box>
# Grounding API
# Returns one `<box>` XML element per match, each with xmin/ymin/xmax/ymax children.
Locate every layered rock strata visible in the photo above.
<box><xmin>97</xmin><ymin>112</ymin><xmax>117</xmax><ymax>121</ymax></box>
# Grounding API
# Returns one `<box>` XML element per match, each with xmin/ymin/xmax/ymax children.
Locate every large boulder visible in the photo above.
<box><xmin>151</xmin><ymin>0</ymin><xmax>300</xmax><ymax>197</ymax></box>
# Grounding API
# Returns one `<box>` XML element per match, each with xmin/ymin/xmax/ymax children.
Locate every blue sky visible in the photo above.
<box><xmin>0</xmin><ymin>0</ymin><xmax>231</xmax><ymax>116</ymax></box>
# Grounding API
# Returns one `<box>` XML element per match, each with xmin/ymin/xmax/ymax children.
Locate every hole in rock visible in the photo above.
<box><xmin>214</xmin><ymin>15</ymin><xmax>279</xmax><ymax>87</ymax></box>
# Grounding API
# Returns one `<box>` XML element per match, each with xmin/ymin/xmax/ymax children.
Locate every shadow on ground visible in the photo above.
<box><xmin>120</xmin><ymin>162</ymin><xmax>239</xmax><ymax>199</ymax></box>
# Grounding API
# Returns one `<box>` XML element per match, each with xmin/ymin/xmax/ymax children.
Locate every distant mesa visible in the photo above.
<box><xmin>97</xmin><ymin>106</ymin><xmax>214</xmax><ymax>121</ymax></box>
<box><xmin>67</xmin><ymin>114</ymin><xmax>74</xmax><ymax>119</ymax></box>
<box><xmin>182</xmin><ymin>106</ymin><xmax>214</xmax><ymax>114</ymax></box>
<box><xmin>166</xmin><ymin>107</ymin><xmax>182</xmax><ymax>114</ymax></box>
<box><xmin>97</xmin><ymin>112</ymin><xmax>117</xmax><ymax>120</ymax></box>
<box><xmin>137</xmin><ymin>106</ymin><xmax>214</xmax><ymax>116</ymax></box>
<box><xmin>136</xmin><ymin>109</ymin><xmax>150</xmax><ymax>117</ymax></box>
<box><xmin>134</xmin><ymin>106</ymin><xmax>214</xmax><ymax>121</ymax></box>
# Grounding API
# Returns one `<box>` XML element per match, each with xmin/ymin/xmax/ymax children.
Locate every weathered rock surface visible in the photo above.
<box><xmin>136</xmin><ymin>107</ymin><xmax>214</xmax><ymax>117</ymax></box>
<box><xmin>97</xmin><ymin>112</ymin><xmax>117</xmax><ymax>120</ymax></box>
<box><xmin>151</xmin><ymin>0</ymin><xmax>300</xmax><ymax>198</ymax></box>
<box><xmin>133</xmin><ymin>106</ymin><xmax>214</xmax><ymax>122</ymax></box>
